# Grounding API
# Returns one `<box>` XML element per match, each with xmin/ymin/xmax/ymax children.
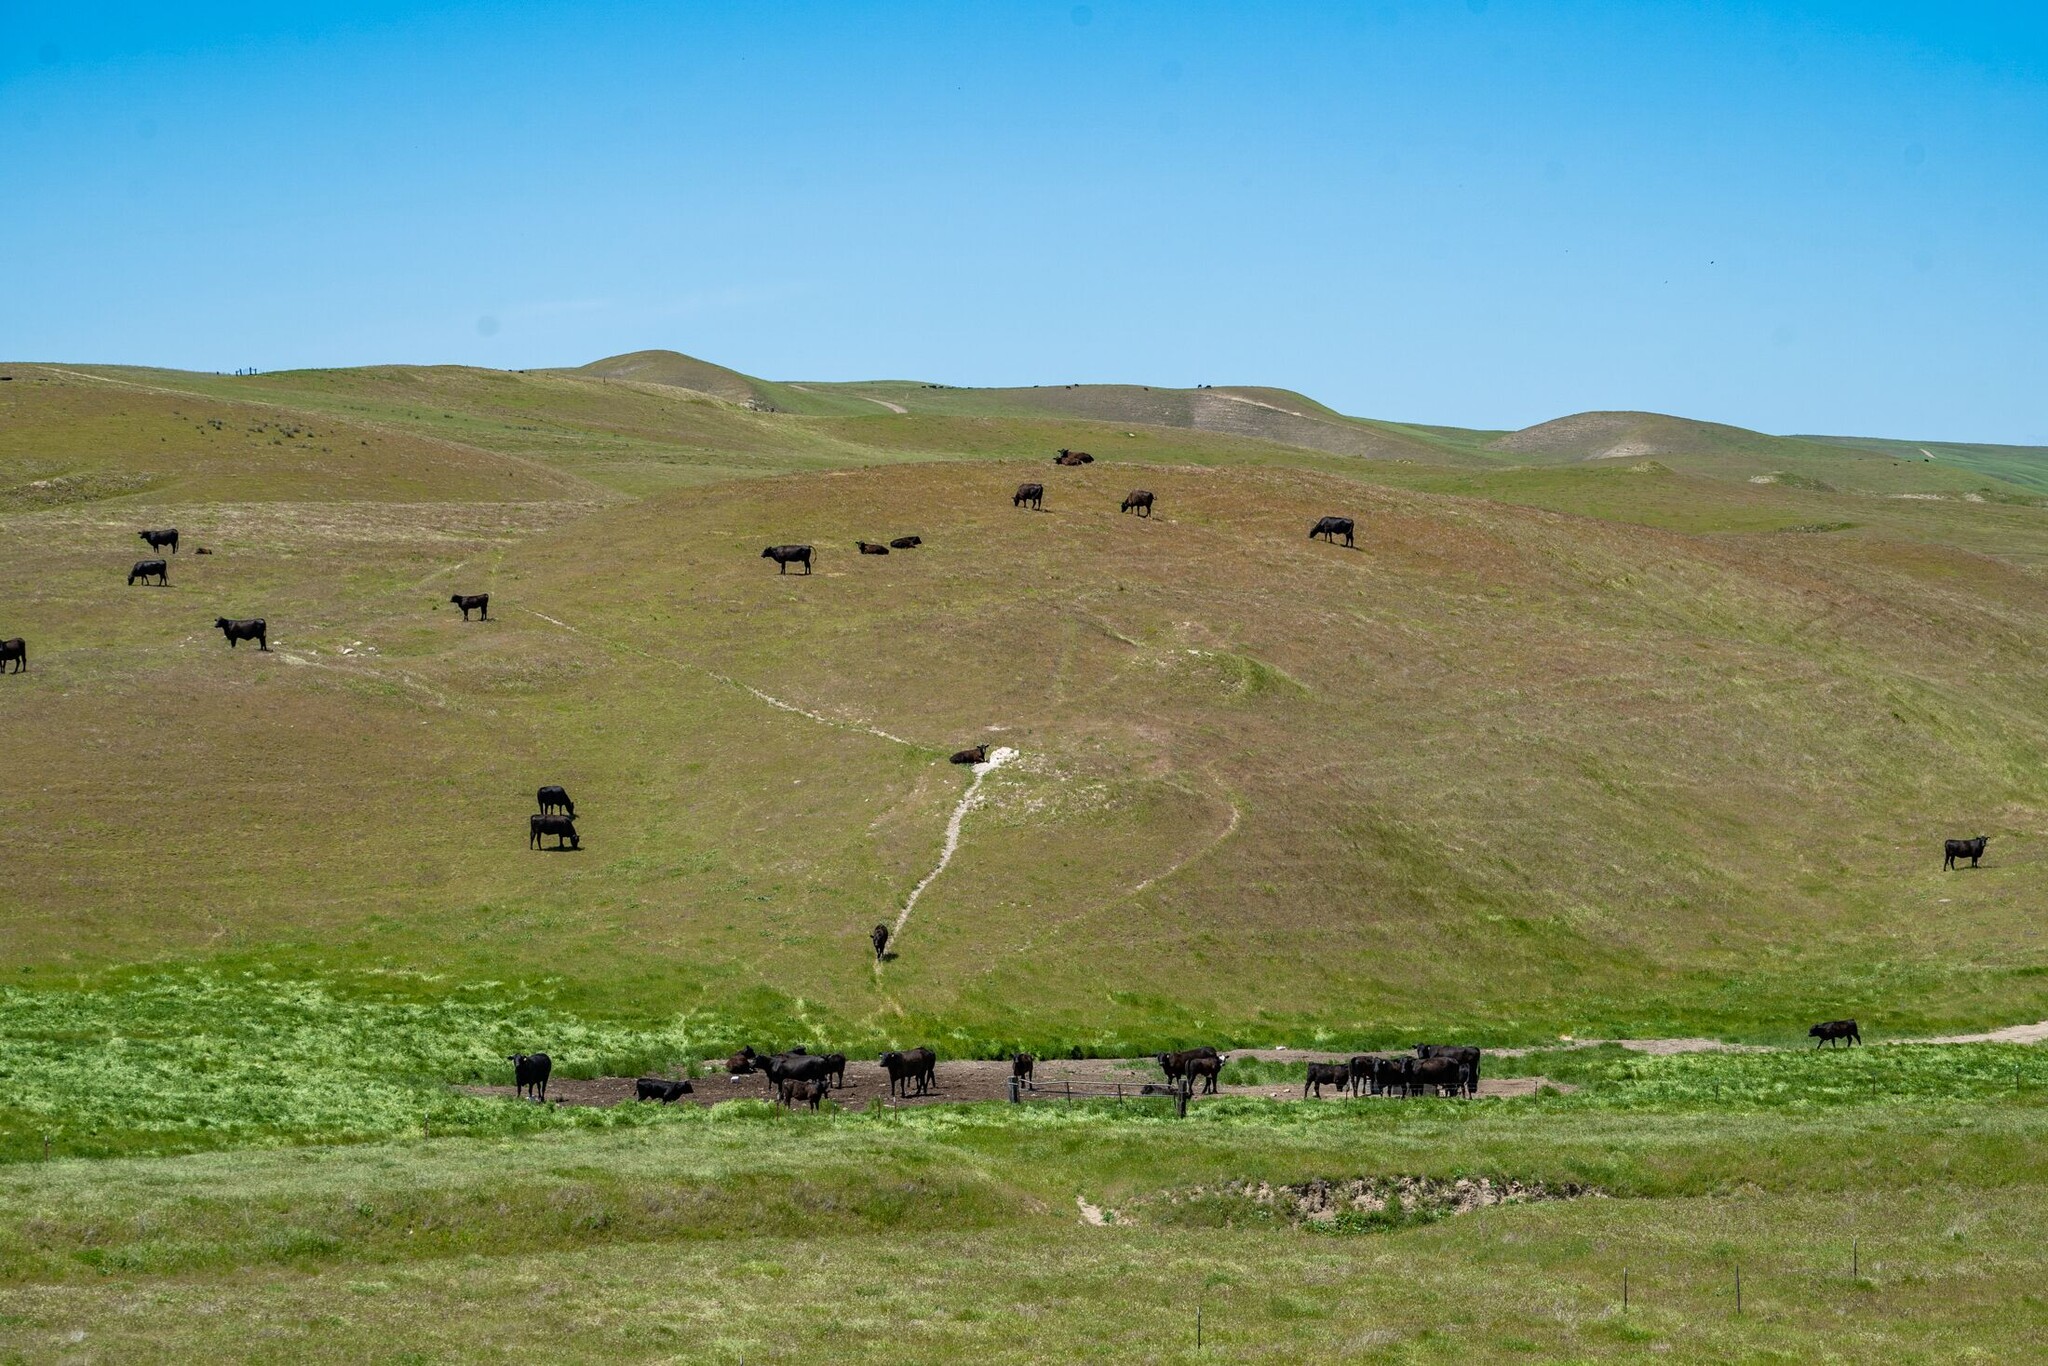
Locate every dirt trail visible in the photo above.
<box><xmin>886</xmin><ymin>746</ymin><xmax>1018</xmax><ymax>952</ymax></box>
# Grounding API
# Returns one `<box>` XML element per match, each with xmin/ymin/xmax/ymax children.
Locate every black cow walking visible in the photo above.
<box><xmin>138</xmin><ymin>528</ymin><xmax>179</xmax><ymax>554</ymax></box>
<box><xmin>1309</xmin><ymin>516</ymin><xmax>1356</xmax><ymax>547</ymax></box>
<box><xmin>537</xmin><ymin>785</ymin><xmax>575</xmax><ymax>818</ymax></box>
<box><xmin>1810</xmin><ymin>1019</ymin><xmax>1861</xmax><ymax>1048</ymax></box>
<box><xmin>1012</xmin><ymin>1052</ymin><xmax>1035</xmax><ymax>1087</ymax></box>
<box><xmin>509</xmin><ymin>1051</ymin><xmax>552</xmax><ymax>1101</ymax></box>
<box><xmin>761</xmin><ymin>545</ymin><xmax>813</xmax><ymax>574</ymax></box>
<box><xmin>0</xmin><ymin>638</ymin><xmax>23</xmax><ymax>674</ymax></box>
<box><xmin>871</xmin><ymin>923</ymin><xmax>890</xmax><ymax>962</ymax></box>
<box><xmin>1120</xmin><ymin>490</ymin><xmax>1155</xmax><ymax>517</ymax></box>
<box><xmin>1944</xmin><ymin>836</ymin><xmax>1989</xmax><ymax>870</ymax></box>
<box><xmin>128</xmin><ymin>559</ymin><xmax>169</xmax><ymax>586</ymax></box>
<box><xmin>1013</xmin><ymin>482</ymin><xmax>1045</xmax><ymax>510</ymax></box>
<box><xmin>214</xmin><ymin>617</ymin><xmax>267</xmax><ymax>650</ymax></box>
<box><xmin>529</xmin><ymin>813</ymin><xmax>580</xmax><ymax>849</ymax></box>
<box><xmin>449</xmin><ymin>593</ymin><xmax>489</xmax><ymax>621</ymax></box>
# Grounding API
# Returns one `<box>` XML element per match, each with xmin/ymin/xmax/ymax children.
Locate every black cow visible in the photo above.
<box><xmin>1013</xmin><ymin>1052</ymin><xmax>1035</xmax><ymax>1086</ymax></box>
<box><xmin>636</xmin><ymin>1077</ymin><xmax>694</xmax><ymax>1103</ymax></box>
<box><xmin>1304</xmin><ymin>1060</ymin><xmax>1350</xmax><ymax>1098</ymax></box>
<box><xmin>214</xmin><ymin>617</ymin><xmax>267</xmax><ymax>650</ymax></box>
<box><xmin>821</xmin><ymin>1052</ymin><xmax>848</xmax><ymax>1089</ymax></box>
<box><xmin>537</xmin><ymin>785</ymin><xmax>574</xmax><ymax>818</ymax></box>
<box><xmin>764</xmin><ymin>1051</ymin><xmax>833</xmax><ymax>1096</ymax></box>
<box><xmin>1944</xmin><ymin>836</ymin><xmax>1989</xmax><ymax>870</ymax></box>
<box><xmin>1187</xmin><ymin>1052</ymin><xmax>1223</xmax><ymax>1094</ymax></box>
<box><xmin>725</xmin><ymin>1046</ymin><xmax>758</xmax><ymax>1075</ymax></box>
<box><xmin>1013</xmin><ymin>482</ymin><xmax>1045</xmax><ymax>510</ymax></box>
<box><xmin>1408</xmin><ymin>1056</ymin><xmax>1467</xmax><ymax>1097</ymax></box>
<box><xmin>1358</xmin><ymin>1055</ymin><xmax>1413</xmax><ymax>1097</ymax></box>
<box><xmin>871</xmin><ymin>923</ymin><xmax>890</xmax><ymax>962</ymax></box>
<box><xmin>880</xmin><ymin>1046</ymin><xmax>937</xmax><ymax>1097</ymax></box>
<box><xmin>529</xmin><ymin>813</ymin><xmax>580</xmax><ymax>849</ymax></box>
<box><xmin>1309</xmin><ymin>516</ymin><xmax>1356</xmax><ymax>547</ymax></box>
<box><xmin>0</xmin><ymin>638</ymin><xmax>23</xmax><ymax>674</ymax></box>
<box><xmin>888</xmin><ymin>536</ymin><xmax>922</xmax><ymax>549</ymax></box>
<box><xmin>857</xmin><ymin>541</ymin><xmax>890</xmax><ymax>555</ymax></box>
<box><xmin>1120</xmin><ymin>490</ymin><xmax>1155</xmax><ymax>517</ymax></box>
<box><xmin>762</xmin><ymin>544</ymin><xmax>813</xmax><ymax>574</ymax></box>
<box><xmin>128</xmin><ymin>559</ymin><xmax>168</xmax><ymax>586</ymax></box>
<box><xmin>1054</xmin><ymin>449</ymin><xmax>1093</xmax><ymax>466</ymax></box>
<box><xmin>1810</xmin><ymin>1019</ymin><xmax>1861</xmax><ymax>1048</ymax></box>
<box><xmin>950</xmin><ymin>744</ymin><xmax>989</xmax><ymax>765</ymax></box>
<box><xmin>449</xmin><ymin>593</ymin><xmax>489</xmax><ymax>621</ymax></box>
<box><xmin>1157</xmin><ymin>1046</ymin><xmax>1221</xmax><ymax>1088</ymax></box>
<box><xmin>509</xmin><ymin>1051</ymin><xmax>552</xmax><ymax>1101</ymax></box>
<box><xmin>1415</xmin><ymin>1044</ymin><xmax>1481</xmax><ymax>1097</ymax></box>
<box><xmin>138</xmin><ymin>528</ymin><xmax>179</xmax><ymax>554</ymax></box>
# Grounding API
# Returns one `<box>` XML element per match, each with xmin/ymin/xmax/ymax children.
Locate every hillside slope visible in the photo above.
<box><xmin>6</xmin><ymin>444</ymin><xmax>2048</xmax><ymax>1043</ymax></box>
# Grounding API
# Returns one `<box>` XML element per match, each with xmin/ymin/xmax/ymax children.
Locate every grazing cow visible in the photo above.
<box><xmin>214</xmin><ymin>617</ymin><xmax>267</xmax><ymax>650</ymax></box>
<box><xmin>1944</xmin><ymin>836</ymin><xmax>1989</xmax><ymax>870</ymax></box>
<box><xmin>725</xmin><ymin>1046</ymin><xmax>758</xmax><ymax>1076</ymax></box>
<box><xmin>636</xmin><ymin>1077</ymin><xmax>694</xmax><ymax>1103</ymax></box>
<box><xmin>128</xmin><ymin>559</ymin><xmax>169</xmax><ymax>586</ymax></box>
<box><xmin>1120</xmin><ymin>490</ymin><xmax>1155</xmax><ymax>517</ymax></box>
<box><xmin>1013</xmin><ymin>1053</ymin><xmax>1035</xmax><ymax>1087</ymax></box>
<box><xmin>1054</xmin><ymin>449</ymin><xmax>1094</xmax><ymax>465</ymax></box>
<box><xmin>1309</xmin><ymin>515</ymin><xmax>1356</xmax><ymax>547</ymax></box>
<box><xmin>138</xmin><ymin>528</ymin><xmax>179</xmax><ymax>554</ymax></box>
<box><xmin>949</xmin><ymin>744</ymin><xmax>989</xmax><ymax>765</ymax></box>
<box><xmin>761</xmin><ymin>544</ymin><xmax>813</xmax><ymax>574</ymax></box>
<box><xmin>871</xmin><ymin>923</ymin><xmax>890</xmax><ymax>962</ymax></box>
<box><xmin>857</xmin><ymin>541</ymin><xmax>890</xmax><ymax>555</ymax></box>
<box><xmin>880</xmin><ymin>1046</ymin><xmax>937</xmax><ymax>1097</ymax></box>
<box><xmin>784</xmin><ymin>1079</ymin><xmax>823</xmax><ymax>1111</ymax></box>
<box><xmin>449</xmin><ymin>593</ymin><xmax>489</xmax><ymax>621</ymax></box>
<box><xmin>1415</xmin><ymin>1044</ymin><xmax>1482</xmax><ymax>1097</ymax></box>
<box><xmin>0</xmin><ymin>638</ymin><xmax>23</xmax><ymax>674</ymax></box>
<box><xmin>1304</xmin><ymin>1060</ymin><xmax>1350</xmax><ymax>1099</ymax></box>
<box><xmin>1013</xmin><ymin>482</ymin><xmax>1045</xmax><ymax>509</ymax></box>
<box><xmin>1810</xmin><ymin>1019</ymin><xmax>1861</xmax><ymax>1048</ymax></box>
<box><xmin>888</xmin><ymin>536</ymin><xmax>922</xmax><ymax>549</ymax></box>
<box><xmin>509</xmin><ymin>1052</ymin><xmax>552</xmax><ymax>1101</ymax></box>
<box><xmin>1408</xmin><ymin>1056</ymin><xmax>1467</xmax><ymax>1097</ymax></box>
<box><xmin>1187</xmin><ymin>1052</ymin><xmax>1223</xmax><ymax>1094</ymax></box>
<box><xmin>529</xmin><ymin>812</ymin><xmax>580</xmax><ymax>850</ymax></box>
<box><xmin>536</xmin><ymin>785</ymin><xmax>575</xmax><ymax>818</ymax></box>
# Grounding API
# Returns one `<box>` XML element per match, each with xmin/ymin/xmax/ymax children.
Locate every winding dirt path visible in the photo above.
<box><xmin>885</xmin><ymin>747</ymin><xmax>1018</xmax><ymax>955</ymax></box>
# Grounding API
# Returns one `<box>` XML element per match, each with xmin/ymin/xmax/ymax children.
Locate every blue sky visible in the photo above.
<box><xmin>4</xmin><ymin>2</ymin><xmax>2044</xmax><ymax>440</ymax></box>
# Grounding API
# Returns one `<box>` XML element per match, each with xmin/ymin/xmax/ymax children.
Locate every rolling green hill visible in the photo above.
<box><xmin>4</xmin><ymin>355</ymin><xmax>2048</xmax><ymax>1048</ymax></box>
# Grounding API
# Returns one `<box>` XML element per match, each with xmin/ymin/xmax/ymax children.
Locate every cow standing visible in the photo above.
<box><xmin>1120</xmin><ymin>490</ymin><xmax>1155</xmax><ymax>517</ymax></box>
<box><xmin>1810</xmin><ymin>1019</ymin><xmax>1861</xmax><ymax>1048</ymax></box>
<box><xmin>0</xmin><ymin>638</ymin><xmax>23</xmax><ymax>674</ymax></box>
<box><xmin>1012</xmin><ymin>1053</ymin><xmax>1035</xmax><ymax>1088</ymax></box>
<box><xmin>761</xmin><ymin>545</ymin><xmax>813</xmax><ymax>574</ymax></box>
<box><xmin>1304</xmin><ymin>1061</ymin><xmax>1350</xmax><ymax>1098</ymax></box>
<box><xmin>138</xmin><ymin>528</ymin><xmax>179</xmax><ymax>555</ymax></box>
<box><xmin>871</xmin><ymin>923</ymin><xmax>890</xmax><ymax>962</ymax></box>
<box><xmin>537</xmin><ymin>785</ymin><xmax>575</xmax><ymax>818</ymax></box>
<box><xmin>214</xmin><ymin>617</ymin><xmax>267</xmax><ymax>650</ymax></box>
<box><xmin>1309</xmin><ymin>516</ymin><xmax>1356</xmax><ymax>547</ymax></box>
<box><xmin>509</xmin><ymin>1052</ymin><xmax>552</xmax><ymax>1101</ymax></box>
<box><xmin>449</xmin><ymin>593</ymin><xmax>489</xmax><ymax>621</ymax></box>
<box><xmin>529</xmin><ymin>813</ymin><xmax>580</xmax><ymax>849</ymax></box>
<box><xmin>880</xmin><ymin>1046</ymin><xmax>937</xmax><ymax>1097</ymax></box>
<box><xmin>1013</xmin><ymin>482</ymin><xmax>1045</xmax><ymax>510</ymax></box>
<box><xmin>1943</xmin><ymin>836</ymin><xmax>1989</xmax><ymax>870</ymax></box>
<box><xmin>128</xmin><ymin>559</ymin><xmax>169</xmax><ymax>586</ymax></box>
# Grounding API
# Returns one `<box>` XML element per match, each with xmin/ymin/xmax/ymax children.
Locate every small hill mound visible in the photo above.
<box><xmin>568</xmin><ymin>350</ymin><xmax>770</xmax><ymax>405</ymax></box>
<box><xmin>1490</xmin><ymin>411</ymin><xmax>1775</xmax><ymax>463</ymax></box>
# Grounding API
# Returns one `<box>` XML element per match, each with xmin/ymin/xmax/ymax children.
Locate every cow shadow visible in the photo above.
<box><xmin>537</xmin><ymin>844</ymin><xmax>584</xmax><ymax>854</ymax></box>
<box><xmin>876</xmin><ymin>950</ymin><xmax>899</xmax><ymax>963</ymax></box>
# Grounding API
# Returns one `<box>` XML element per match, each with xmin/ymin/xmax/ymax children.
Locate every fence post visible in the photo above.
<box><xmin>1734</xmin><ymin>1263</ymin><xmax>1741</xmax><ymax>1315</ymax></box>
<box><xmin>1622</xmin><ymin>1266</ymin><xmax>1628</xmax><ymax>1312</ymax></box>
<box><xmin>1008</xmin><ymin>1076</ymin><xmax>1020</xmax><ymax>1104</ymax></box>
<box><xmin>1196</xmin><ymin>1303</ymin><xmax>1203</xmax><ymax>1348</ymax></box>
<box><xmin>1852</xmin><ymin>1238</ymin><xmax>1858</xmax><ymax>1278</ymax></box>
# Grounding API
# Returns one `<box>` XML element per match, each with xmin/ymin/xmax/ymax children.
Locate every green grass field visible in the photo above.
<box><xmin>3</xmin><ymin>351</ymin><xmax>2047</xmax><ymax>1359</ymax></box>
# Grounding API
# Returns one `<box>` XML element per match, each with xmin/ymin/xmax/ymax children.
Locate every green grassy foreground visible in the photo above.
<box><xmin>2</xmin><ymin>1044</ymin><xmax>2045</xmax><ymax>1360</ymax></box>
